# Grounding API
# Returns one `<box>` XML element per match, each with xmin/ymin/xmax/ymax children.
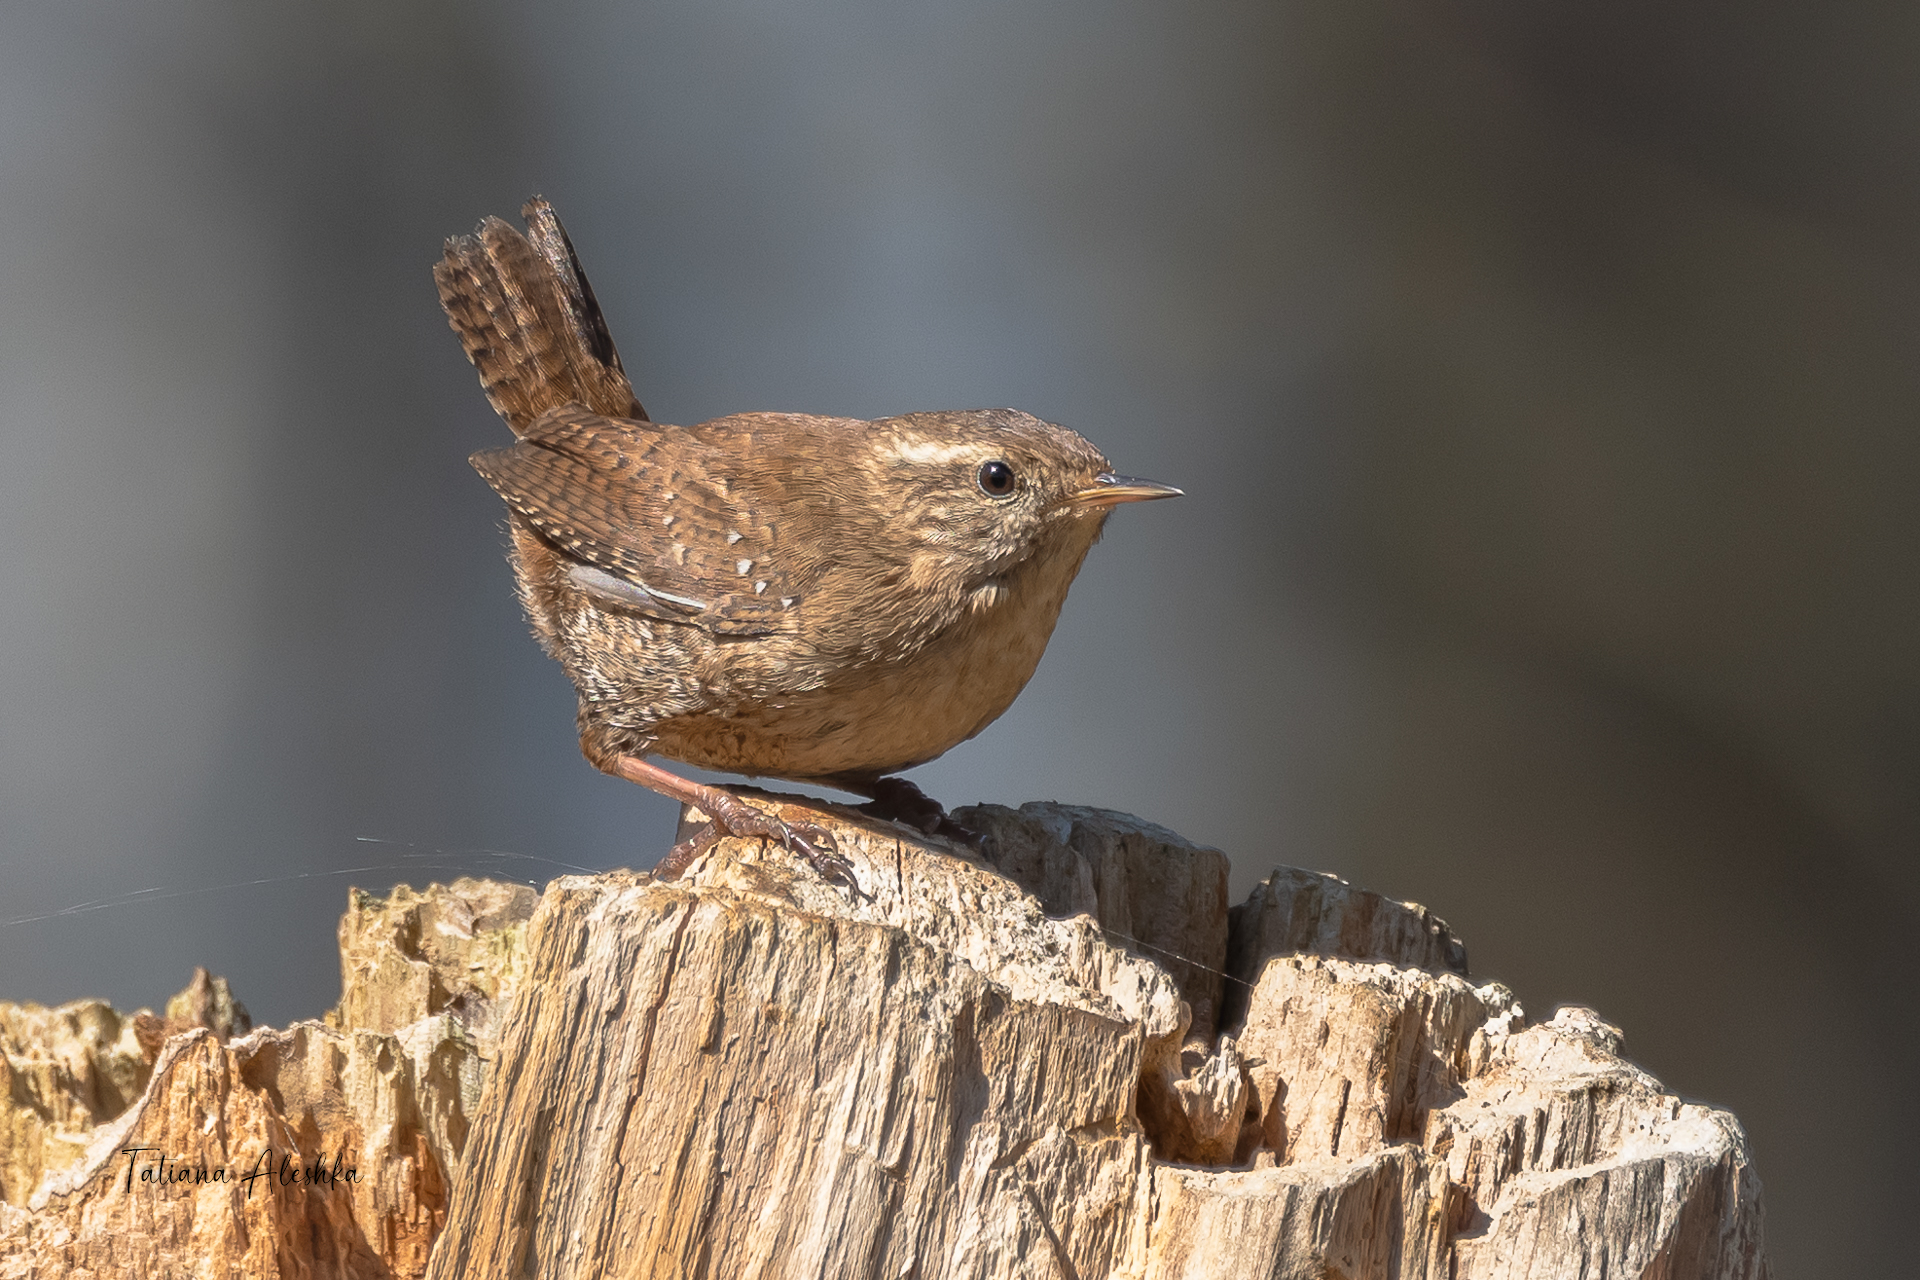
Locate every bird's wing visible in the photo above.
<box><xmin>434</xmin><ymin>197</ymin><xmax>647</xmax><ymax>433</ymax></box>
<box><xmin>471</xmin><ymin>407</ymin><xmax>800</xmax><ymax>636</ymax></box>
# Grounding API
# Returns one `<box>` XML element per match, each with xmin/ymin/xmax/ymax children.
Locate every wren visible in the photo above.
<box><xmin>435</xmin><ymin>198</ymin><xmax>1179</xmax><ymax>883</ymax></box>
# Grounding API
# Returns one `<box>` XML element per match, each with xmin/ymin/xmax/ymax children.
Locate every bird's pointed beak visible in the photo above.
<box><xmin>1067</xmin><ymin>472</ymin><xmax>1184</xmax><ymax>507</ymax></box>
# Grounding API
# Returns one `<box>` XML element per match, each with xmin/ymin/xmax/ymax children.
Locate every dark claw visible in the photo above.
<box><xmin>784</xmin><ymin>820</ymin><xmax>838</xmax><ymax>856</ymax></box>
<box><xmin>779</xmin><ymin>821</ymin><xmax>866</xmax><ymax>898</ymax></box>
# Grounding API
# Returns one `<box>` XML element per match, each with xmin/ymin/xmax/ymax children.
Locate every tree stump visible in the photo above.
<box><xmin>0</xmin><ymin>797</ymin><xmax>1768</xmax><ymax>1278</ymax></box>
<box><xmin>428</xmin><ymin>796</ymin><xmax>1766</xmax><ymax>1279</ymax></box>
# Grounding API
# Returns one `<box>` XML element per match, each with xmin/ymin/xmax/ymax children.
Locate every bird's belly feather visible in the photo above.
<box><xmin>645</xmin><ymin>579</ymin><xmax>1063</xmax><ymax>779</ymax></box>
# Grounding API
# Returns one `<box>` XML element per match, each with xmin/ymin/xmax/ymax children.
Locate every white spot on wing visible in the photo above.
<box><xmin>754</xmin><ymin>581</ymin><xmax>768</xmax><ymax>594</ymax></box>
<box><xmin>726</xmin><ymin>530</ymin><xmax>743</xmax><ymax>544</ymax></box>
<box><xmin>736</xmin><ymin>559</ymin><xmax>753</xmax><ymax>575</ymax></box>
<box><xmin>969</xmin><ymin>578</ymin><xmax>1009</xmax><ymax>613</ymax></box>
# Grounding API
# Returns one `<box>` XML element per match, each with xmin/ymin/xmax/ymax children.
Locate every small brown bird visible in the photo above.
<box><xmin>436</xmin><ymin>198</ymin><xmax>1178</xmax><ymax>882</ymax></box>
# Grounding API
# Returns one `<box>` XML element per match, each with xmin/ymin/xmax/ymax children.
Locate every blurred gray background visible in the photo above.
<box><xmin>1</xmin><ymin>2</ymin><xmax>1913</xmax><ymax>1272</ymax></box>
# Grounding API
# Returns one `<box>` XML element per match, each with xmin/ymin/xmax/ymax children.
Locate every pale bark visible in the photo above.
<box><xmin>429</xmin><ymin>796</ymin><xmax>1766</xmax><ymax>1279</ymax></box>
<box><xmin>0</xmin><ymin>878</ymin><xmax>535</xmax><ymax>1280</ymax></box>
<box><xmin>0</xmin><ymin>799</ymin><xmax>1766</xmax><ymax>1279</ymax></box>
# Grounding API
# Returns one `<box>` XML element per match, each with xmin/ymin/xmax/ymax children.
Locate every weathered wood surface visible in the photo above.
<box><xmin>427</xmin><ymin>796</ymin><xmax>1767</xmax><ymax>1279</ymax></box>
<box><xmin>0</xmin><ymin>967</ymin><xmax>251</xmax><ymax>1211</ymax></box>
<box><xmin>0</xmin><ymin>798</ymin><xmax>1768</xmax><ymax>1278</ymax></box>
<box><xmin>0</xmin><ymin>878</ymin><xmax>536</xmax><ymax>1280</ymax></box>
<box><xmin>0</xmin><ymin>994</ymin><xmax>157</xmax><ymax>1213</ymax></box>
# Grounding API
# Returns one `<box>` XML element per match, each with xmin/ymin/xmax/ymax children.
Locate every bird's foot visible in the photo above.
<box><xmin>852</xmin><ymin>777</ymin><xmax>983</xmax><ymax>848</ymax></box>
<box><xmin>665</xmin><ymin>791</ymin><xmax>862</xmax><ymax>893</ymax></box>
<box><xmin>609</xmin><ymin>753</ymin><xmax>863</xmax><ymax>893</ymax></box>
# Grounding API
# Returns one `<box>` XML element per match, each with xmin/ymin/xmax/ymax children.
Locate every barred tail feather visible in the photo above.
<box><xmin>433</xmin><ymin>197</ymin><xmax>646</xmax><ymax>433</ymax></box>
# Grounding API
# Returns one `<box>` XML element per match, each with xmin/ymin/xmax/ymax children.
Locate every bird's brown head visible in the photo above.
<box><xmin>822</xmin><ymin>408</ymin><xmax>1179</xmax><ymax>617</ymax></box>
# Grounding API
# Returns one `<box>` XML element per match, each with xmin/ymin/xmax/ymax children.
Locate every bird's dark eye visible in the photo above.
<box><xmin>977</xmin><ymin>459</ymin><xmax>1016</xmax><ymax>497</ymax></box>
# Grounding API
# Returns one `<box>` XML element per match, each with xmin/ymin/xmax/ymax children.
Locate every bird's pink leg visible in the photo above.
<box><xmin>611</xmin><ymin>754</ymin><xmax>856</xmax><ymax>887</ymax></box>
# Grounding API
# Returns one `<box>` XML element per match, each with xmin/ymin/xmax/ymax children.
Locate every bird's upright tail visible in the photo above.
<box><xmin>434</xmin><ymin>197</ymin><xmax>647</xmax><ymax>433</ymax></box>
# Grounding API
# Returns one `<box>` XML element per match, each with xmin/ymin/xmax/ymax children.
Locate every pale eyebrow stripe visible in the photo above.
<box><xmin>889</xmin><ymin>437</ymin><xmax>978</xmax><ymax>465</ymax></box>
